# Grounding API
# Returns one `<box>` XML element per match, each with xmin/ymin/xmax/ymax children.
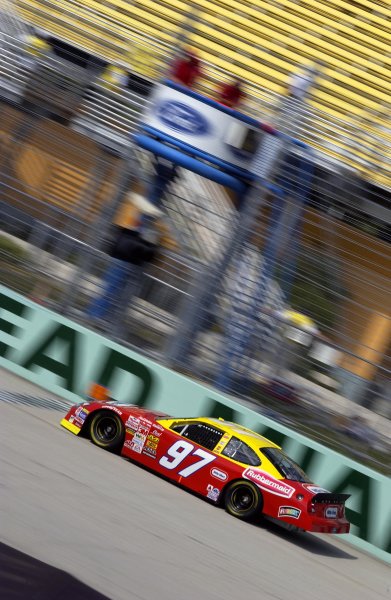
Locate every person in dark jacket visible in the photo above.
<box><xmin>87</xmin><ymin>221</ymin><xmax>158</xmax><ymax>328</ymax></box>
<box><xmin>109</xmin><ymin>226</ymin><xmax>157</xmax><ymax>265</ymax></box>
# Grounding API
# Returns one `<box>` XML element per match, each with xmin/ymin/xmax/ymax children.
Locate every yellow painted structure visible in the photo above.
<box><xmin>303</xmin><ymin>209</ymin><xmax>391</xmax><ymax>380</ymax></box>
<box><xmin>340</xmin><ymin>314</ymin><xmax>391</xmax><ymax>380</ymax></box>
<box><xmin>14</xmin><ymin>0</ymin><xmax>391</xmax><ymax>186</ymax></box>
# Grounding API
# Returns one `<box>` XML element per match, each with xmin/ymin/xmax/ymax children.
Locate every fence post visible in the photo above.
<box><xmin>163</xmin><ymin>180</ymin><xmax>269</xmax><ymax>368</ymax></box>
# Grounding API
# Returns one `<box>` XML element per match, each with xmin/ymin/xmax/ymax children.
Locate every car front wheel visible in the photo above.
<box><xmin>90</xmin><ymin>411</ymin><xmax>124</xmax><ymax>452</ymax></box>
<box><xmin>224</xmin><ymin>480</ymin><xmax>263</xmax><ymax>521</ymax></box>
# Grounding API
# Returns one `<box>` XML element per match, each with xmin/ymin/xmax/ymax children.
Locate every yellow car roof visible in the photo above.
<box><xmin>160</xmin><ymin>416</ymin><xmax>280</xmax><ymax>451</ymax></box>
<box><xmin>201</xmin><ymin>418</ymin><xmax>280</xmax><ymax>452</ymax></box>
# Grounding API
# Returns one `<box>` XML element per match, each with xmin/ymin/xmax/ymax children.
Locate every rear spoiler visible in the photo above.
<box><xmin>312</xmin><ymin>493</ymin><xmax>351</xmax><ymax>505</ymax></box>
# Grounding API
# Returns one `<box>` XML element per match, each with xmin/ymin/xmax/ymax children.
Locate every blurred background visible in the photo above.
<box><xmin>0</xmin><ymin>0</ymin><xmax>389</xmax><ymax>473</ymax></box>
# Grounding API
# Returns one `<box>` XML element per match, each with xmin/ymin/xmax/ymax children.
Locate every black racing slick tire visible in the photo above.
<box><xmin>90</xmin><ymin>411</ymin><xmax>125</xmax><ymax>453</ymax></box>
<box><xmin>224</xmin><ymin>480</ymin><xmax>263</xmax><ymax>521</ymax></box>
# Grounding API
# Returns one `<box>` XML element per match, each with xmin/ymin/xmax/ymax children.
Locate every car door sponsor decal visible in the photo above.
<box><xmin>125</xmin><ymin>416</ymin><xmax>140</xmax><ymax>432</ymax></box>
<box><xmin>206</xmin><ymin>485</ymin><xmax>220</xmax><ymax>501</ymax></box>
<box><xmin>210</xmin><ymin>468</ymin><xmax>228</xmax><ymax>481</ymax></box>
<box><xmin>278</xmin><ymin>506</ymin><xmax>301</xmax><ymax>519</ymax></box>
<box><xmin>146</xmin><ymin>434</ymin><xmax>159</xmax><ymax>446</ymax></box>
<box><xmin>243</xmin><ymin>468</ymin><xmax>295</xmax><ymax>498</ymax></box>
<box><xmin>130</xmin><ymin>431</ymin><xmax>146</xmax><ymax>453</ymax></box>
<box><xmin>143</xmin><ymin>447</ymin><xmax>157</xmax><ymax>458</ymax></box>
<box><xmin>74</xmin><ymin>406</ymin><xmax>89</xmax><ymax>423</ymax></box>
<box><xmin>138</xmin><ymin>423</ymin><xmax>150</xmax><ymax>437</ymax></box>
<box><xmin>142</xmin><ymin>434</ymin><xmax>160</xmax><ymax>458</ymax></box>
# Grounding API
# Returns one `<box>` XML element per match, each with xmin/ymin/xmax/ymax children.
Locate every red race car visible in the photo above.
<box><xmin>61</xmin><ymin>388</ymin><xmax>350</xmax><ymax>534</ymax></box>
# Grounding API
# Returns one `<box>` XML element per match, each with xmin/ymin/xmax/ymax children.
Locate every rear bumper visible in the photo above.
<box><xmin>268</xmin><ymin>513</ymin><xmax>350</xmax><ymax>534</ymax></box>
<box><xmin>308</xmin><ymin>519</ymin><xmax>350</xmax><ymax>534</ymax></box>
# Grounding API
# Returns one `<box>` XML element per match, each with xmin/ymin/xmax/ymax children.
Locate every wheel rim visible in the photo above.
<box><xmin>231</xmin><ymin>486</ymin><xmax>255</xmax><ymax>512</ymax></box>
<box><xmin>94</xmin><ymin>416</ymin><xmax>119</xmax><ymax>443</ymax></box>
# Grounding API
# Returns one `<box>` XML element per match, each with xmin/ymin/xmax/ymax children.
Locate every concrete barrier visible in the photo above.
<box><xmin>1</xmin><ymin>284</ymin><xmax>390</xmax><ymax>563</ymax></box>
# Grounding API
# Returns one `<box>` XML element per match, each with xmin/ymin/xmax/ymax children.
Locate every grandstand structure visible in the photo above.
<box><xmin>12</xmin><ymin>0</ymin><xmax>391</xmax><ymax>189</ymax></box>
<box><xmin>0</xmin><ymin>0</ymin><xmax>389</xmax><ymax>406</ymax></box>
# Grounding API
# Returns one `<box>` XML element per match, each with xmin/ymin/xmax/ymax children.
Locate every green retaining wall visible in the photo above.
<box><xmin>1</xmin><ymin>285</ymin><xmax>390</xmax><ymax>563</ymax></box>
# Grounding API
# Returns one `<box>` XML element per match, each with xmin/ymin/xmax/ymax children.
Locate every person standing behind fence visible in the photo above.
<box><xmin>280</xmin><ymin>62</ymin><xmax>321</xmax><ymax>136</ymax></box>
<box><xmin>171</xmin><ymin>48</ymin><xmax>202</xmax><ymax>88</ymax></box>
<box><xmin>216</xmin><ymin>78</ymin><xmax>245</xmax><ymax>109</ymax></box>
<box><xmin>287</xmin><ymin>65</ymin><xmax>318</xmax><ymax>101</ymax></box>
<box><xmin>86</xmin><ymin>193</ymin><xmax>161</xmax><ymax>331</ymax></box>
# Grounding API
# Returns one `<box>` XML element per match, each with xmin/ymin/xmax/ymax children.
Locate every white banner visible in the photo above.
<box><xmin>143</xmin><ymin>83</ymin><xmax>262</xmax><ymax>171</ymax></box>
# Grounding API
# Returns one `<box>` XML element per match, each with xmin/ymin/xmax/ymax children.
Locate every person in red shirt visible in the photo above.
<box><xmin>171</xmin><ymin>49</ymin><xmax>202</xmax><ymax>88</ymax></box>
<box><xmin>217</xmin><ymin>78</ymin><xmax>245</xmax><ymax>109</ymax></box>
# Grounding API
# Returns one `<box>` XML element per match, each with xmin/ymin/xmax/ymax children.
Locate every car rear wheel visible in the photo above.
<box><xmin>90</xmin><ymin>411</ymin><xmax>124</xmax><ymax>452</ymax></box>
<box><xmin>224</xmin><ymin>480</ymin><xmax>263</xmax><ymax>521</ymax></box>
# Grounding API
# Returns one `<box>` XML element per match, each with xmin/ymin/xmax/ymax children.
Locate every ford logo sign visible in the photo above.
<box><xmin>155</xmin><ymin>101</ymin><xmax>210</xmax><ymax>135</ymax></box>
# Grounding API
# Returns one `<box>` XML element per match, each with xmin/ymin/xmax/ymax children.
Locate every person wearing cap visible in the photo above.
<box><xmin>86</xmin><ymin>192</ymin><xmax>161</xmax><ymax>330</ymax></box>
<box><xmin>171</xmin><ymin>48</ymin><xmax>202</xmax><ymax>88</ymax></box>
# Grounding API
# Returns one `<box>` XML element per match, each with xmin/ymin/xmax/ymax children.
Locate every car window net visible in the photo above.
<box><xmin>262</xmin><ymin>447</ymin><xmax>311</xmax><ymax>482</ymax></box>
<box><xmin>171</xmin><ymin>423</ymin><xmax>187</xmax><ymax>434</ymax></box>
<box><xmin>222</xmin><ymin>437</ymin><xmax>261</xmax><ymax>466</ymax></box>
<box><xmin>172</xmin><ymin>423</ymin><xmax>224</xmax><ymax>451</ymax></box>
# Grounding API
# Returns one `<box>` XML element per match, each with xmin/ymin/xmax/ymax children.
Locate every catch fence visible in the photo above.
<box><xmin>0</xmin><ymin>11</ymin><xmax>390</xmax><ymax>470</ymax></box>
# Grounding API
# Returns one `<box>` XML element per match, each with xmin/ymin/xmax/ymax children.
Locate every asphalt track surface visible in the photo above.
<box><xmin>1</xmin><ymin>369</ymin><xmax>390</xmax><ymax>600</ymax></box>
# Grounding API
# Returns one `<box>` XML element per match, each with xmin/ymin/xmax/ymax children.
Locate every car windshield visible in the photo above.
<box><xmin>262</xmin><ymin>447</ymin><xmax>311</xmax><ymax>482</ymax></box>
